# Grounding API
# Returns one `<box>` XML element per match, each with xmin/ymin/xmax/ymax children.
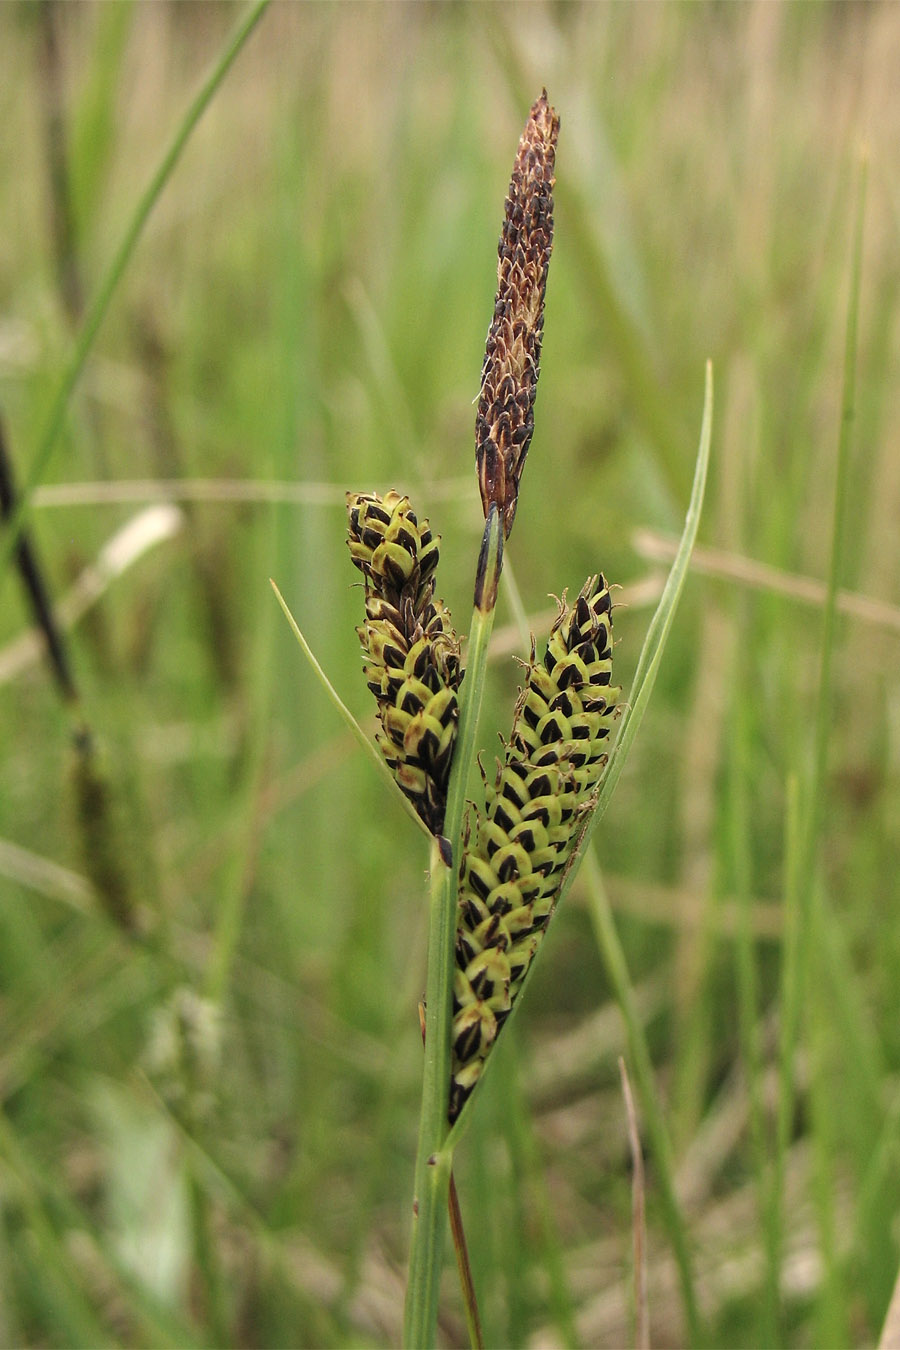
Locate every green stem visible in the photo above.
<box><xmin>187</xmin><ymin>1157</ymin><xmax>231</xmax><ymax>1345</ymax></box>
<box><xmin>404</xmin><ymin>839</ymin><xmax>455</xmax><ymax>1347</ymax></box>
<box><xmin>774</xmin><ymin>147</ymin><xmax>867</xmax><ymax>1328</ymax></box>
<box><xmin>404</xmin><ymin>507</ymin><xmax>503</xmax><ymax>1349</ymax></box>
<box><xmin>1</xmin><ymin>0</ymin><xmax>271</xmax><ymax>583</ymax></box>
<box><xmin>808</xmin><ymin>147</ymin><xmax>866</xmax><ymax>849</ymax></box>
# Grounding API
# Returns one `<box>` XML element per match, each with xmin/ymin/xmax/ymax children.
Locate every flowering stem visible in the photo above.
<box><xmin>406</xmin><ymin>88</ymin><xmax>555</xmax><ymax>1343</ymax></box>
<box><xmin>404</xmin><ymin>507</ymin><xmax>502</xmax><ymax>1349</ymax></box>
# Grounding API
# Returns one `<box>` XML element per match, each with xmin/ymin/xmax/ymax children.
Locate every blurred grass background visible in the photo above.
<box><xmin>1</xmin><ymin>2</ymin><xmax>899</xmax><ymax>1346</ymax></box>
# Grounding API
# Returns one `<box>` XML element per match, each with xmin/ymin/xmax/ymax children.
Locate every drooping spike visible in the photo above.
<box><xmin>347</xmin><ymin>491</ymin><xmax>462</xmax><ymax>835</ymax></box>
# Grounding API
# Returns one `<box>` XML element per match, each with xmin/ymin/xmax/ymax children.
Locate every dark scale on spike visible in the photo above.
<box><xmin>497</xmin><ymin>855</ymin><xmax>521</xmax><ymax>883</ymax></box>
<box><xmin>449</xmin><ymin>575</ymin><xmax>622</xmax><ymax>1122</ymax></box>
<box><xmin>493</xmin><ymin>802</ymin><xmax>516</xmax><ymax>835</ymax></box>
<box><xmin>467</xmin><ymin>863</ymin><xmax>494</xmax><ymax>903</ymax></box>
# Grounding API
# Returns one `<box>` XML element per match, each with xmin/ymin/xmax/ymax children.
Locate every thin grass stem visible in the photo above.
<box><xmin>498</xmin><ymin>552</ymin><xmax>532</xmax><ymax>656</ymax></box>
<box><xmin>555</xmin><ymin>360</ymin><xmax>713</xmax><ymax>905</ymax></box>
<box><xmin>270</xmin><ymin>581</ymin><xmax>431</xmax><ymax>844</ymax></box>
<box><xmin>809</xmin><ymin>146</ymin><xmax>867</xmax><ymax>844</ymax></box>
<box><xmin>415</xmin><ymin>1003</ymin><xmax>484</xmax><ymax>1350</ymax></box>
<box><xmin>727</xmin><ymin>692</ymin><xmax>779</xmax><ymax>1344</ymax></box>
<box><xmin>773</xmin><ymin>772</ymin><xmax>802</xmax><ymax>1290</ymax></box>
<box><xmin>619</xmin><ymin>1056</ymin><xmax>649</xmax><ymax>1350</ymax></box>
<box><xmin>448</xmin><ymin>1171</ymin><xmax>484</xmax><ymax>1350</ymax></box>
<box><xmin>0</xmin><ymin>0</ymin><xmax>270</xmax><ymax>583</ymax></box>
<box><xmin>404</xmin><ymin>507</ymin><xmax>503</xmax><ymax>1349</ymax></box>
<box><xmin>585</xmin><ymin>851</ymin><xmax>701</xmax><ymax>1346</ymax></box>
<box><xmin>773</xmin><ymin>144</ymin><xmax>868</xmax><ymax>1328</ymax></box>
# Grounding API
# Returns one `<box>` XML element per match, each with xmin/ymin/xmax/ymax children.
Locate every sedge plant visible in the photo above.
<box><xmin>277</xmin><ymin>91</ymin><xmax>712</xmax><ymax>1347</ymax></box>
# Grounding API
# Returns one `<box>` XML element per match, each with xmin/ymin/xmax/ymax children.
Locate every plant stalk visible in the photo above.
<box><xmin>404</xmin><ymin>506</ymin><xmax>502</xmax><ymax>1348</ymax></box>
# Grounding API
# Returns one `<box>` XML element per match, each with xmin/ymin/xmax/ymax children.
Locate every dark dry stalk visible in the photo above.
<box><xmin>476</xmin><ymin>91</ymin><xmax>559</xmax><ymax>539</ymax></box>
<box><xmin>447</xmin><ymin>1170</ymin><xmax>484</xmax><ymax>1350</ymax></box>
<box><xmin>0</xmin><ymin>415</ymin><xmax>141</xmax><ymax>933</ymax></box>
<box><xmin>70</xmin><ymin>726</ymin><xmax>140</xmax><ymax>934</ymax></box>
<box><xmin>0</xmin><ymin>414</ymin><xmax>78</xmax><ymax>704</ymax></box>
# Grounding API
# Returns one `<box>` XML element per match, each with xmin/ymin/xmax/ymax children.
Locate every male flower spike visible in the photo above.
<box><xmin>476</xmin><ymin>90</ymin><xmax>559</xmax><ymax>539</ymax></box>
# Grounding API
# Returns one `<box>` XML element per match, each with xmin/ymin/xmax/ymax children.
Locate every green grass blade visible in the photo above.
<box><xmin>808</xmin><ymin>146</ymin><xmax>867</xmax><ymax>847</ymax></box>
<box><xmin>270</xmin><ymin>580</ymin><xmax>431</xmax><ymax>844</ymax></box>
<box><xmin>403</xmin><ymin>839</ymin><xmax>457</xmax><ymax>1349</ymax></box>
<box><xmin>438</xmin><ymin>363</ymin><xmax>711</xmax><ymax>1343</ymax></box>
<box><xmin>580</xmin><ymin>363</ymin><xmax>713</xmax><ymax>1346</ymax></box>
<box><xmin>559</xmin><ymin>359</ymin><xmax>714</xmax><ymax>903</ymax></box>
<box><xmin>727</xmin><ymin>690</ymin><xmax>780</xmax><ymax>1343</ymax></box>
<box><xmin>0</xmin><ymin>0</ymin><xmax>271</xmax><ymax>584</ymax></box>
<box><xmin>0</xmin><ymin>1106</ymin><xmax>123</xmax><ymax>1347</ymax></box>
<box><xmin>774</xmin><ymin>144</ymin><xmax>868</xmax><ymax>1332</ymax></box>
<box><xmin>804</xmin><ymin>150</ymin><xmax>868</xmax><ymax>1339</ymax></box>
<box><xmin>773</xmin><ymin>771</ymin><xmax>802</xmax><ymax>1283</ymax></box>
<box><xmin>445</xmin><ymin>361</ymin><xmax>714</xmax><ymax>1153</ymax></box>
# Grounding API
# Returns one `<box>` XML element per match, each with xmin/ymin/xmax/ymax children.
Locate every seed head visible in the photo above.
<box><xmin>347</xmin><ymin>491</ymin><xmax>462</xmax><ymax>835</ymax></box>
<box><xmin>449</xmin><ymin>575</ymin><xmax>620</xmax><ymax>1121</ymax></box>
<box><xmin>476</xmin><ymin>91</ymin><xmax>560</xmax><ymax>538</ymax></box>
<box><xmin>347</xmin><ymin>490</ymin><xmax>440</xmax><ymax>609</ymax></box>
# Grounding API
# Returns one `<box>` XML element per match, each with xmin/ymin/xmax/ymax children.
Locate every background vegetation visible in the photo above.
<box><xmin>1</xmin><ymin>2</ymin><xmax>899</xmax><ymax>1345</ymax></box>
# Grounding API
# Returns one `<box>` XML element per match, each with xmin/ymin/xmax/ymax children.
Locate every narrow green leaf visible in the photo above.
<box><xmin>573</xmin><ymin>358</ymin><xmax>714</xmax><ymax>858</ymax></box>
<box><xmin>270</xmin><ymin>580</ymin><xmax>431</xmax><ymax>843</ymax></box>
<box><xmin>1</xmin><ymin>0</ymin><xmax>271</xmax><ymax>584</ymax></box>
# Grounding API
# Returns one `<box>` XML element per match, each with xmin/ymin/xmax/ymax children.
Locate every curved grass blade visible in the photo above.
<box><xmin>446</xmin><ymin>359</ymin><xmax>714</xmax><ymax>1152</ymax></box>
<box><xmin>560</xmin><ymin>357</ymin><xmax>714</xmax><ymax>877</ymax></box>
<box><xmin>270</xmin><ymin>580</ymin><xmax>431</xmax><ymax>844</ymax></box>
<box><xmin>775</xmin><ymin>144</ymin><xmax>869</xmax><ymax>1342</ymax></box>
<box><xmin>1</xmin><ymin>0</ymin><xmax>271</xmax><ymax>583</ymax></box>
<box><xmin>442</xmin><ymin>362</ymin><xmax>712</xmax><ymax>1348</ymax></box>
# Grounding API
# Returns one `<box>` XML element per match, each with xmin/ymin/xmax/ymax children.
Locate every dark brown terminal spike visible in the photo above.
<box><xmin>476</xmin><ymin>91</ymin><xmax>559</xmax><ymax>538</ymax></box>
